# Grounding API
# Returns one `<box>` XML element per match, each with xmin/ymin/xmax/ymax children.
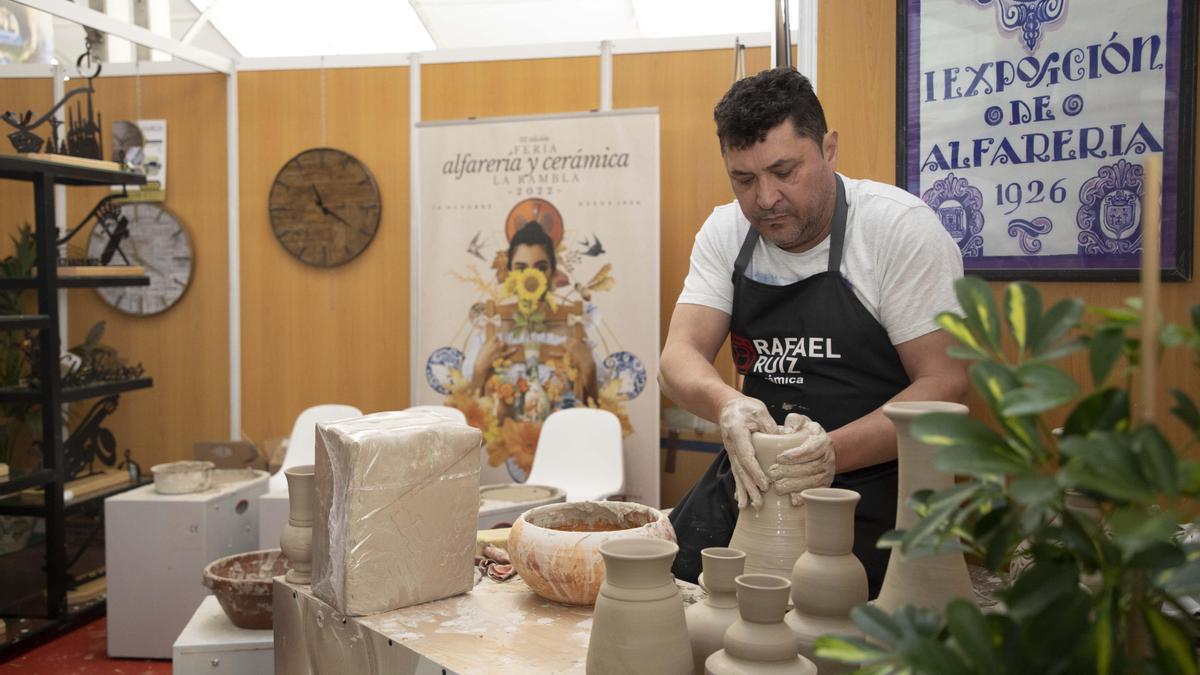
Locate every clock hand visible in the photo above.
<box><xmin>325</xmin><ymin>207</ymin><xmax>353</xmax><ymax>229</ymax></box>
<box><xmin>311</xmin><ymin>184</ymin><xmax>327</xmax><ymax>209</ymax></box>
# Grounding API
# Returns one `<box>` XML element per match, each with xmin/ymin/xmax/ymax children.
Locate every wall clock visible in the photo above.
<box><xmin>268</xmin><ymin>148</ymin><xmax>382</xmax><ymax>267</ymax></box>
<box><xmin>86</xmin><ymin>202</ymin><xmax>194</xmax><ymax>316</ymax></box>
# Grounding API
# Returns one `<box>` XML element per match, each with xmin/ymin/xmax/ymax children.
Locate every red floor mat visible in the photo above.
<box><xmin>2</xmin><ymin>617</ymin><xmax>171</xmax><ymax>674</ymax></box>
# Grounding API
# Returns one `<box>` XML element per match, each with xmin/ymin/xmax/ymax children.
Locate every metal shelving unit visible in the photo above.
<box><xmin>0</xmin><ymin>155</ymin><xmax>152</xmax><ymax>659</ymax></box>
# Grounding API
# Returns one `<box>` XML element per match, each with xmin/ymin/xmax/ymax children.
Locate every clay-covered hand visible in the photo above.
<box><xmin>718</xmin><ymin>396</ymin><xmax>777</xmax><ymax>511</ymax></box>
<box><xmin>767</xmin><ymin>413</ymin><xmax>836</xmax><ymax>506</ymax></box>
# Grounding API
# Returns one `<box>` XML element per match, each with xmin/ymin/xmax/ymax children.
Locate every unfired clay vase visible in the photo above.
<box><xmin>875</xmin><ymin>402</ymin><xmax>975</xmax><ymax>612</ymax></box>
<box><xmin>509</xmin><ymin>501</ymin><xmax>676</xmax><ymax>605</ymax></box>
<box><xmin>586</xmin><ymin>538</ymin><xmax>692</xmax><ymax>674</ymax></box>
<box><xmin>727</xmin><ymin>430</ymin><xmax>808</xmax><ymax>579</ymax></box>
<box><xmin>151</xmin><ymin>460</ymin><xmax>214</xmax><ymax>494</ymax></box>
<box><xmin>705</xmin><ymin>574</ymin><xmax>817</xmax><ymax>675</ymax></box>
<box><xmin>786</xmin><ymin>487</ymin><xmax>867</xmax><ymax>673</ymax></box>
<box><xmin>280</xmin><ymin>464</ymin><xmax>315</xmax><ymax>584</ymax></box>
<box><xmin>202</xmin><ymin>548</ymin><xmax>290</xmax><ymax>629</ymax></box>
<box><xmin>686</xmin><ymin>547</ymin><xmax>746</xmax><ymax>674</ymax></box>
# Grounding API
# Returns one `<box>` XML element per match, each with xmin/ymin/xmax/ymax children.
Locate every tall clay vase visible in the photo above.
<box><xmin>280</xmin><ymin>464</ymin><xmax>315</xmax><ymax>584</ymax></box>
<box><xmin>727</xmin><ymin>430</ymin><xmax>808</xmax><ymax>579</ymax></box>
<box><xmin>587</xmin><ymin>538</ymin><xmax>692</xmax><ymax>675</ymax></box>
<box><xmin>786</xmin><ymin>488</ymin><xmax>868</xmax><ymax>674</ymax></box>
<box><xmin>686</xmin><ymin>548</ymin><xmax>746</xmax><ymax>675</ymax></box>
<box><xmin>705</xmin><ymin>574</ymin><xmax>817</xmax><ymax>675</ymax></box>
<box><xmin>875</xmin><ymin>402</ymin><xmax>975</xmax><ymax>612</ymax></box>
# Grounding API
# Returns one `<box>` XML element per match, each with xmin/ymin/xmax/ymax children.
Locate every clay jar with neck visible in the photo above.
<box><xmin>786</xmin><ymin>487</ymin><xmax>867</xmax><ymax>673</ymax></box>
<box><xmin>705</xmin><ymin>574</ymin><xmax>817</xmax><ymax>675</ymax></box>
<box><xmin>587</xmin><ymin>538</ymin><xmax>692</xmax><ymax>675</ymax></box>
<box><xmin>280</xmin><ymin>464</ymin><xmax>315</xmax><ymax>584</ymax></box>
<box><xmin>686</xmin><ymin>547</ymin><xmax>746</xmax><ymax>674</ymax></box>
<box><xmin>727</xmin><ymin>429</ymin><xmax>808</xmax><ymax>579</ymax></box>
<box><xmin>875</xmin><ymin>402</ymin><xmax>975</xmax><ymax>612</ymax></box>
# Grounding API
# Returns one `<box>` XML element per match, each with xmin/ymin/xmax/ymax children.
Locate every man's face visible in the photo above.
<box><xmin>510</xmin><ymin>243</ymin><xmax>552</xmax><ymax>275</ymax></box>
<box><xmin>723</xmin><ymin>119</ymin><xmax>838</xmax><ymax>252</ymax></box>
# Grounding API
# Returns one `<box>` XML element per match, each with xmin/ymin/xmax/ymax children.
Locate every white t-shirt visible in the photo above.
<box><xmin>678</xmin><ymin>174</ymin><xmax>964</xmax><ymax>346</ymax></box>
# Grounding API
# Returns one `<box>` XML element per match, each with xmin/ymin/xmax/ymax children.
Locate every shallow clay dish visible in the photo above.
<box><xmin>202</xmin><ymin>549</ymin><xmax>289</xmax><ymax>629</ymax></box>
<box><xmin>508</xmin><ymin>501</ymin><xmax>676</xmax><ymax>606</ymax></box>
<box><xmin>151</xmin><ymin>460</ymin><xmax>214</xmax><ymax>494</ymax></box>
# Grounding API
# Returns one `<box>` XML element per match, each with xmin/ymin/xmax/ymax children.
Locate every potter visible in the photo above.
<box><xmin>658</xmin><ymin>66</ymin><xmax>968</xmax><ymax>596</ymax></box>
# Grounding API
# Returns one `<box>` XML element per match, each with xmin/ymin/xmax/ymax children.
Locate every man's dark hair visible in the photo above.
<box><xmin>714</xmin><ymin>67</ymin><xmax>827</xmax><ymax>152</ymax></box>
<box><xmin>507</xmin><ymin>221</ymin><xmax>557</xmax><ymax>274</ymax></box>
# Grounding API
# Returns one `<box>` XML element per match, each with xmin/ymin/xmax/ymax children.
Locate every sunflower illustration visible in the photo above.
<box><xmin>505</xmin><ymin>268</ymin><xmax>548</xmax><ymax>303</ymax></box>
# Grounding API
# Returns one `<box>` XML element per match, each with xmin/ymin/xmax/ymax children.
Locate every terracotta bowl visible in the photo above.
<box><xmin>508</xmin><ymin>501</ymin><xmax>676</xmax><ymax>606</ymax></box>
<box><xmin>202</xmin><ymin>549</ymin><xmax>289</xmax><ymax>629</ymax></box>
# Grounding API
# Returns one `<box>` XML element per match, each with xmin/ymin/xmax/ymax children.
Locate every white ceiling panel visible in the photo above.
<box><xmin>412</xmin><ymin>0</ymin><xmax>640</xmax><ymax>50</ymax></box>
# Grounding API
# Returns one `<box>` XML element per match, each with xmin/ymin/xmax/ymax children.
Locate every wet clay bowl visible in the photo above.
<box><xmin>508</xmin><ymin>501</ymin><xmax>676</xmax><ymax>606</ymax></box>
<box><xmin>202</xmin><ymin>549</ymin><xmax>289</xmax><ymax>629</ymax></box>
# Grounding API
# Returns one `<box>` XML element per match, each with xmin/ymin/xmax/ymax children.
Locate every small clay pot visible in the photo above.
<box><xmin>202</xmin><ymin>549</ymin><xmax>289</xmax><ymax>630</ymax></box>
<box><xmin>687</xmin><ymin>547</ymin><xmax>745</xmax><ymax>674</ymax></box>
<box><xmin>706</xmin><ymin>574</ymin><xmax>817</xmax><ymax>675</ymax></box>
<box><xmin>508</xmin><ymin>501</ymin><xmax>675</xmax><ymax>605</ymax></box>
<box><xmin>151</xmin><ymin>460</ymin><xmax>214</xmax><ymax>494</ymax></box>
<box><xmin>280</xmin><ymin>464</ymin><xmax>315</xmax><ymax>584</ymax></box>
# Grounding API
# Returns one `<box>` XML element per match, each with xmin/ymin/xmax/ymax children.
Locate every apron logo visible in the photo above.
<box><xmin>735</xmin><ymin>336</ymin><xmax>842</xmax><ymax>385</ymax></box>
<box><xmin>730</xmin><ymin>333</ymin><xmax>757</xmax><ymax>374</ymax></box>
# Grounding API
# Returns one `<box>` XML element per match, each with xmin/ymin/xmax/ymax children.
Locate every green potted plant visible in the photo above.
<box><xmin>0</xmin><ymin>224</ymin><xmax>40</xmax><ymax>555</ymax></box>
<box><xmin>815</xmin><ymin>277</ymin><xmax>1200</xmax><ymax>673</ymax></box>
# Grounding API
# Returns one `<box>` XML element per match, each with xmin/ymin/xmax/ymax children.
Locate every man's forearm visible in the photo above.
<box><xmin>828</xmin><ymin>372</ymin><xmax>968</xmax><ymax>473</ymax></box>
<box><xmin>659</xmin><ymin>344</ymin><xmax>744</xmax><ymax>424</ymax></box>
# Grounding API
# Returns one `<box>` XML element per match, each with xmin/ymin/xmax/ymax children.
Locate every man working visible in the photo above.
<box><xmin>660</xmin><ymin>67</ymin><xmax>968</xmax><ymax>597</ymax></box>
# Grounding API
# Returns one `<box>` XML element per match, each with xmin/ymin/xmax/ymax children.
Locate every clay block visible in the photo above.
<box><xmin>311</xmin><ymin>411</ymin><xmax>482</xmax><ymax>616</ymax></box>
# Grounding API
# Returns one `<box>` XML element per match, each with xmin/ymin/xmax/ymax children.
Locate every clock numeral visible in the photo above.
<box><xmin>173</xmin><ymin>256</ymin><xmax>192</xmax><ymax>263</ymax></box>
<box><xmin>173</xmin><ymin>277</ymin><xmax>187</xmax><ymax>287</ymax></box>
<box><xmin>343</xmin><ymin>244</ymin><xmax>352</xmax><ymax>258</ymax></box>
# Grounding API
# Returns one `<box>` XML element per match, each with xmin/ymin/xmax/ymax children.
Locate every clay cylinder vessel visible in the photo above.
<box><xmin>705</xmin><ymin>574</ymin><xmax>816</xmax><ymax>675</ymax></box>
<box><xmin>786</xmin><ymin>487</ymin><xmax>867</xmax><ymax>673</ymax></box>
<box><xmin>875</xmin><ymin>402</ymin><xmax>975</xmax><ymax>612</ymax></box>
<box><xmin>586</xmin><ymin>538</ymin><xmax>692</xmax><ymax>675</ymax></box>
<box><xmin>727</xmin><ymin>430</ymin><xmax>808</xmax><ymax>578</ymax></box>
<box><xmin>686</xmin><ymin>547</ymin><xmax>746</xmax><ymax>674</ymax></box>
<box><xmin>280</xmin><ymin>464</ymin><xmax>315</xmax><ymax>585</ymax></box>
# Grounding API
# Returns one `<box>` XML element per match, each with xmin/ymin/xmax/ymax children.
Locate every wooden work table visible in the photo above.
<box><xmin>273</xmin><ymin>574</ymin><xmax>706</xmax><ymax>674</ymax></box>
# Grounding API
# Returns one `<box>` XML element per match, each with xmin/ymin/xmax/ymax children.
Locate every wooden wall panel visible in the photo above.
<box><xmin>238</xmin><ymin>67</ymin><xmax>410</xmax><ymax>447</ymax></box>
<box><xmin>0</xmin><ymin>79</ymin><xmax>52</xmax><ymax>240</ymax></box>
<box><xmin>613</xmin><ymin>47</ymin><xmax>771</xmax><ymax>389</ymax></box>
<box><xmin>817</xmin><ymin>0</ymin><xmax>1200</xmax><ymax>448</ymax></box>
<box><xmin>422</xmin><ymin>57</ymin><xmax>599</xmax><ymax>121</ymax></box>
<box><xmin>64</xmin><ymin>73</ymin><xmax>230</xmax><ymax>467</ymax></box>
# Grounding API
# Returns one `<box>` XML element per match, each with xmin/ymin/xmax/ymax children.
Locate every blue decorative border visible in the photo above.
<box><xmin>897</xmin><ymin>0</ymin><xmax>1195</xmax><ymax>280</ymax></box>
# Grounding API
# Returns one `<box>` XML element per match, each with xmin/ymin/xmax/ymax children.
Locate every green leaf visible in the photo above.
<box><xmin>1108</xmin><ymin>507</ymin><xmax>1178</xmax><ymax>562</ymax></box>
<box><xmin>1091</xmin><ymin>305</ymin><xmax>1141</xmax><ymax>325</ymax></box>
<box><xmin>1145</xmin><ymin>604</ymin><xmax>1199</xmax><ymax>675</ymax></box>
<box><xmin>876</xmin><ymin>529</ymin><xmax>904</xmax><ymax>550</ymax></box>
<box><xmin>1170</xmin><ymin>390</ymin><xmax>1200</xmax><ymax>436</ymax></box>
<box><xmin>900</xmin><ymin>499</ymin><xmax>960</xmax><ymax>555</ymax></box>
<box><xmin>955</xmin><ymin>276</ymin><xmax>1002</xmax><ymax>352</ymax></box>
<box><xmin>912</xmin><ymin>412</ymin><xmax>1010</xmax><ymax>456</ymax></box>
<box><xmin>1000</xmin><ymin>363</ymin><xmax>1080</xmax><ymax>416</ymax></box>
<box><xmin>968</xmin><ymin>360</ymin><xmax>1020</xmax><ymax>412</ymax></box>
<box><xmin>932</xmin><ymin>444</ymin><xmax>1032</xmax><ymax>477</ymax></box>
<box><xmin>1020</xmin><ymin>585</ymin><xmax>1092</xmax><ymax>670</ymax></box>
<box><xmin>1132</xmin><ymin>425</ymin><xmax>1179</xmax><ymax>496</ymax></box>
<box><xmin>937</xmin><ymin>311</ymin><xmax>989</xmax><ymax>358</ymax></box>
<box><xmin>1001</xmin><ymin>560</ymin><xmax>1078</xmax><ymax>620</ymax></box>
<box><xmin>945</xmin><ymin>600</ymin><xmax>999</xmax><ymax>674</ymax></box>
<box><xmin>1157</xmin><ymin>557</ymin><xmax>1200</xmax><ymax>596</ymax></box>
<box><xmin>1031</xmin><ymin>335</ymin><xmax>1087</xmax><ymax>363</ymax></box>
<box><xmin>1058</xmin><ymin>434</ymin><xmax>1154</xmax><ymax>503</ymax></box>
<box><xmin>1063</xmin><ymin>388</ymin><xmax>1130</xmax><ymax>436</ymax></box>
<box><xmin>1088</xmin><ymin>326</ymin><xmax>1126</xmax><ymax>387</ymax></box>
<box><xmin>811</xmin><ymin>636</ymin><xmax>891</xmax><ymax>665</ymax></box>
<box><xmin>1009</xmin><ymin>474</ymin><xmax>1060</xmax><ymax>505</ymax></box>
<box><xmin>1128</xmin><ymin>542</ymin><xmax>1186</xmax><ymax>571</ymax></box>
<box><xmin>1181</xmin><ymin>461</ymin><xmax>1200</xmax><ymax>497</ymax></box>
<box><xmin>1004</xmin><ymin>282</ymin><xmax>1041</xmax><ymax>354</ymax></box>
<box><xmin>850</xmin><ymin>604</ymin><xmax>904</xmax><ymax>647</ymax></box>
<box><xmin>1030</xmin><ymin>297</ymin><xmax>1084</xmax><ymax>357</ymax></box>
<box><xmin>1093</xmin><ymin>589</ymin><xmax>1116</xmax><ymax>675</ymax></box>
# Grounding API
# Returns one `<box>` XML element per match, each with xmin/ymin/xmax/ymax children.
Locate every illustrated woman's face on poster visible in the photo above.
<box><xmin>510</xmin><ymin>243</ymin><xmax>552</xmax><ymax>275</ymax></box>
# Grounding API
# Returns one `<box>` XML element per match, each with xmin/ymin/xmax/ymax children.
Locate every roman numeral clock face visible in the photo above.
<box><xmin>268</xmin><ymin>148</ymin><xmax>382</xmax><ymax>267</ymax></box>
<box><xmin>87</xmin><ymin>203</ymin><xmax>194</xmax><ymax>316</ymax></box>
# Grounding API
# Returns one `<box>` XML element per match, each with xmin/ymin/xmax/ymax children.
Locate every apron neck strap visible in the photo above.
<box><xmin>732</xmin><ymin>173</ymin><xmax>849</xmax><ymax>278</ymax></box>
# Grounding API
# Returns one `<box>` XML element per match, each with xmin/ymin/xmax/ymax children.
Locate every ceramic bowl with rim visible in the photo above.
<box><xmin>202</xmin><ymin>548</ymin><xmax>289</xmax><ymax>629</ymax></box>
<box><xmin>151</xmin><ymin>460</ymin><xmax>215</xmax><ymax>494</ymax></box>
<box><xmin>508</xmin><ymin>500</ymin><xmax>676</xmax><ymax>606</ymax></box>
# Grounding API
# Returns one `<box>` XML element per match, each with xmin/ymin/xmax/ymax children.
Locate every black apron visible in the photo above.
<box><xmin>669</xmin><ymin>176</ymin><xmax>911</xmax><ymax>599</ymax></box>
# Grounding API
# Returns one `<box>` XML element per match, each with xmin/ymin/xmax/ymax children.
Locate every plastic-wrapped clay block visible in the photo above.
<box><xmin>310</xmin><ymin>411</ymin><xmax>483</xmax><ymax>616</ymax></box>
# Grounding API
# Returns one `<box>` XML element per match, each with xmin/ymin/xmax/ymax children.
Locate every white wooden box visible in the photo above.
<box><xmin>105</xmin><ymin>469</ymin><xmax>269</xmax><ymax>659</ymax></box>
<box><xmin>173</xmin><ymin>596</ymin><xmax>273</xmax><ymax>675</ymax></box>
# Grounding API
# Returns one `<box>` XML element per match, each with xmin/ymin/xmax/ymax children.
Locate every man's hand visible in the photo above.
<box><xmin>719</xmin><ymin>397</ymin><xmax>776</xmax><ymax>510</ymax></box>
<box><xmin>767</xmin><ymin>413</ymin><xmax>836</xmax><ymax>506</ymax></box>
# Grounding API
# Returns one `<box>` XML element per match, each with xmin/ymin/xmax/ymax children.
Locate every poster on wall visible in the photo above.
<box><xmin>414</xmin><ymin>110</ymin><xmax>661</xmax><ymax>507</ymax></box>
<box><xmin>900</xmin><ymin>0</ymin><xmax>1195</xmax><ymax>280</ymax></box>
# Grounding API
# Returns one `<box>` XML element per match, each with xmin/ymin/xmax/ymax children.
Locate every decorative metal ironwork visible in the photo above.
<box><xmin>2</xmin><ymin>46</ymin><xmax>105</xmax><ymax>159</ymax></box>
<box><xmin>60</xmin><ymin>322</ymin><xmax>145</xmax><ymax>389</ymax></box>
<box><xmin>64</xmin><ymin>394</ymin><xmax>119</xmax><ymax>479</ymax></box>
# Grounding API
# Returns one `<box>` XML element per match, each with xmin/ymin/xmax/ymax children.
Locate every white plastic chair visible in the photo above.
<box><xmin>268</xmin><ymin>404</ymin><xmax>363</xmax><ymax>492</ymax></box>
<box><xmin>525</xmin><ymin>408</ymin><xmax>624</xmax><ymax>502</ymax></box>
<box><xmin>404</xmin><ymin>404</ymin><xmax>468</xmax><ymax>425</ymax></box>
